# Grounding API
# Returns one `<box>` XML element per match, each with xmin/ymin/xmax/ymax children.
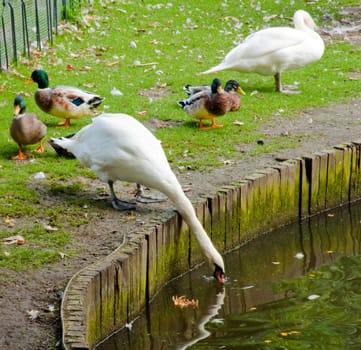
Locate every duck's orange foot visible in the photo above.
<box><xmin>11</xmin><ymin>152</ymin><xmax>28</xmax><ymax>160</ymax></box>
<box><xmin>57</xmin><ymin>119</ymin><xmax>71</xmax><ymax>127</ymax></box>
<box><xmin>35</xmin><ymin>141</ymin><xmax>45</xmax><ymax>153</ymax></box>
<box><xmin>211</xmin><ymin>123</ymin><xmax>223</xmax><ymax>128</ymax></box>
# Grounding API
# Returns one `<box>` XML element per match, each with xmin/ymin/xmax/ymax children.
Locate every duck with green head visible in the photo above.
<box><xmin>10</xmin><ymin>95</ymin><xmax>47</xmax><ymax>160</ymax></box>
<box><xmin>30</xmin><ymin>69</ymin><xmax>104</xmax><ymax>127</ymax></box>
<box><xmin>178</xmin><ymin>78</ymin><xmax>245</xmax><ymax>129</ymax></box>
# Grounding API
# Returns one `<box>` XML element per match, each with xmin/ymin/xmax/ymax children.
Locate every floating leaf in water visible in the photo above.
<box><xmin>172</xmin><ymin>295</ymin><xmax>199</xmax><ymax>309</ymax></box>
<box><xmin>294</xmin><ymin>252</ymin><xmax>305</xmax><ymax>259</ymax></box>
<box><xmin>241</xmin><ymin>285</ymin><xmax>255</xmax><ymax>290</ymax></box>
<box><xmin>281</xmin><ymin>330</ymin><xmax>301</xmax><ymax>336</ymax></box>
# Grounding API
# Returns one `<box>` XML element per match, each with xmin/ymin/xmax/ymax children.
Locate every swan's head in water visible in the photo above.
<box><xmin>214</xmin><ymin>264</ymin><xmax>225</xmax><ymax>283</ymax></box>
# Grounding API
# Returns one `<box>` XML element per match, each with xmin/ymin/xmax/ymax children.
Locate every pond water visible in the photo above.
<box><xmin>96</xmin><ymin>200</ymin><xmax>361</xmax><ymax>350</ymax></box>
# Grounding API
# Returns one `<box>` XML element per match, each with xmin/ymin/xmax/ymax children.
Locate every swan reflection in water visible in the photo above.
<box><xmin>177</xmin><ymin>286</ymin><xmax>226</xmax><ymax>350</ymax></box>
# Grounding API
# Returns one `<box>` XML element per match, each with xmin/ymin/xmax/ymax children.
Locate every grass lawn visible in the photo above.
<box><xmin>0</xmin><ymin>0</ymin><xmax>360</xmax><ymax>270</ymax></box>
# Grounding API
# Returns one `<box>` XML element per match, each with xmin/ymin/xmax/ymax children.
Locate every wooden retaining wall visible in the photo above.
<box><xmin>61</xmin><ymin>141</ymin><xmax>361</xmax><ymax>349</ymax></box>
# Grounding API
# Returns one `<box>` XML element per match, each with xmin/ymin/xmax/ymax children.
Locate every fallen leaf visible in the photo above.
<box><xmin>111</xmin><ymin>87</ymin><xmax>123</xmax><ymax>96</ymax></box>
<box><xmin>4</xmin><ymin>216</ymin><xmax>15</xmax><ymax>227</ymax></box>
<box><xmin>233</xmin><ymin>120</ymin><xmax>244</xmax><ymax>126</ymax></box>
<box><xmin>27</xmin><ymin>309</ymin><xmax>40</xmax><ymax>320</ymax></box>
<box><xmin>136</xmin><ymin>111</ymin><xmax>148</xmax><ymax>116</ymax></box>
<box><xmin>105</xmin><ymin>61</ymin><xmax>120</xmax><ymax>67</ymax></box>
<box><xmin>43</xmin><ymin>224</ymin><xmax>58</xmax><ymax>232</ymax></box>
<box><xmin>3</xmin><ymin>235</ymin><xmax>25</xmax><ymax>245</ymax></box>
<box><xmin>59</xmin><ymin>252</ymin><xmax>68</xmax><ymax>259</ymax></box>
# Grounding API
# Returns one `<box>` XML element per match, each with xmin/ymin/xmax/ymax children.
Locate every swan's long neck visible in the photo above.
<box><xmin>165</xmin><ymin>185</ymin><xmax>224</xmax><ymax>270</ymax></box>
<box><xmin>293</xmin><ymin>11</ymin><xmax>317</xmax><ymax>34</ymax></box>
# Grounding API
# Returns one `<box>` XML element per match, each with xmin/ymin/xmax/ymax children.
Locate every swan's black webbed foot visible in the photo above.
<box><xmin>108</xmin><ymin>180</ymin><xmax>136</xmax><ymax>211</ymax></box>
<box><xmin>111</xmin><ymin>199</ymin><xmax>136</xmax><ymax>211</ymax></box>
<box><xmin>135</xmin><ymin>184</ymin><xmax>167</xmax><ymax>203</ymax></box>
<box><xmin>280</xmin><ymin>85</ymin><xmax>301</xmax><ymax>94</ymax></box>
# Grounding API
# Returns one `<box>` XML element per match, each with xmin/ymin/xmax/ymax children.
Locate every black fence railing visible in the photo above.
<box><xmin>0</xmin><ymin>0</ymin><xmax>87</xmax><ymax>70</ymax></box>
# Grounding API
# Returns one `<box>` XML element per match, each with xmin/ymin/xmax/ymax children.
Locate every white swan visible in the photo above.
<box><xmin>50</xmin><ymin>113</ymin><xmax>225</xmax><ymax>282</ymax></box>
<box><xmin>200</xmin><ymin>10</ymin><xmax>325</xmax><ymax>93</ymax></box>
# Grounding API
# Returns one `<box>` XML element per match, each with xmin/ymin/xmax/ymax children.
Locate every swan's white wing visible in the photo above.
<box><xmin>226</xmin><ymin>27</ymin><xmax>308</xmax><ymax>60</ymax></box>
<box><xmin>73</xmin><ymin>114</ymin><xmax>174</xmax><ymax>188</ymax></box>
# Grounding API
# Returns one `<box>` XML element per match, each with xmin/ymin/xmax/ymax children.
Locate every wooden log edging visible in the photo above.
<box><xmin>61</xmin><ymin>141</ymin><xmax>361</xmax><ymax>349</ymax></box>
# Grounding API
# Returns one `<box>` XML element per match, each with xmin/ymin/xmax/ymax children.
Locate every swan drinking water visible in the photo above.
<box><xmin>200</xmin><ymin>10</ymin><xmax>325</xmax><ymax>93</ymax></box>
<box><xmin>50</xmin><ymin>113</ymin><xmax>225</xmax><ymax>282</ymax></box>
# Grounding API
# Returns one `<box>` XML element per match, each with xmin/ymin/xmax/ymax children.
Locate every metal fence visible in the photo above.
<box><xmin>0</xmin><ymin>0</ymin><xmax>87</xmax><ymax>70</ymax></box>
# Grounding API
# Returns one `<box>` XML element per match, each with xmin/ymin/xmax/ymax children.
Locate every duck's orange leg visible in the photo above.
<box><xmin>211</xmin><ymin>117</ymin><xmax>223</xmax><ymax>128</ymax></box>
<box><xmin>57</xmin><ymin>118</ymin><xmax>71</xmax><ymax>127</ymax></box>
<box><xmin>35</xmin><ymin>140</ymin><xmax>45</xmax><ymax>153</ymax></box>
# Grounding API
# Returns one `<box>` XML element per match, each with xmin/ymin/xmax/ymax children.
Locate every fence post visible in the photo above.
<box><xmin>20</xmin><ymin>0</ymin><xmax>30</xmax><ymax>58</ymax></box>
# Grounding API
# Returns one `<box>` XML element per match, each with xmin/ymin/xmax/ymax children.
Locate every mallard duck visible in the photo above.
<box><xmin>182</xmin><ymin>79</ymin><xmax>245</xmax><ymax>97</ymax></box>
<box><xmin>10</xmin><ymin>95</ymin><xmax>47</xmax><ymax>160</ymax></box>
<box><xmin>200</xmin><ymin>10</ymin><xmax>325</xmax><ymax>93</ymax></box>
<box><xmin>49</xmin><ymin>113</ymin><xmax>225</xmax><ymax>283</ymax></box>
<box><xmin>178</xmin><ymin>78</ymin><xmax>245</xmax><ymax>129</ymax></box>
<box><xmin>30</xmin><ymin>69</ymin><xmax>104</xmax><ymax>127</ymax></box>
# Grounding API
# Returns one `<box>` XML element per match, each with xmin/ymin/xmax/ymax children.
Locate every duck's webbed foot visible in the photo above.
<box><xmin>108</xmin><ymin>180</ymin><xmax>136</xmax><ymax>211</ymax></box>
<box><xmin>135</xmin><ymin>184</ymin><xmax>167</xmax><ymax>203</ymax></box>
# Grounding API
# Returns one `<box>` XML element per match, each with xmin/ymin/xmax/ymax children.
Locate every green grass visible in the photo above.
<box><xmin>0</xmin><ymin>0</ymin><xmax>360</xmax><ymax>270</ymax></box>
<box><xmin>0</xmin><ymin>224</ymin><xmax>74</xmax><ymax>270</ymax></box>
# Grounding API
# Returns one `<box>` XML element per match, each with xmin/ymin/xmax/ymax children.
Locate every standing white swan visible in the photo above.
<box><xmin>199</xmin><ymin>10</ymin><xmax>325</xmax><ymax>93</ymax></box>
<box><xmin>50</xmin><ymin>113</ymin><xmax>225</xmax><ymax>283</ymax></box>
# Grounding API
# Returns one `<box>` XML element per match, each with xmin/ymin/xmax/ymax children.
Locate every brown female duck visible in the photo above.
<box><xmin>10</xmin><ymin>95</ymin><xmax>47</xmax><ymax>160</ymax></box>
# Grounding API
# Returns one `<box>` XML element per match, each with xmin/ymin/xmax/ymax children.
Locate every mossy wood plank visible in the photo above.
<box><xmin>216</xmin><ymin>191</ymin><xmax>227</xmax><ymax>250</ymax></box>
<box><xmin>335</xmin><ymin>144</ymin><xmax>352</xmax><ymax>204</ymax></box>
<box><xmin>100</xmin><ymin>261</ymin><xmax>116</xmax><ymax>337</ymax></box>
<box><xmin>314</xmin><ymin>152</ymin><xmax>328</xmax><ymax>213</ymax></box>
<box><xmin>190</xmin><ymin>201</ymin><xmax>207</xmax><ymax>268</ymax></box>
<box><xmin>298</xmin><ymin>157</ymin><xmax>310</xmax><ymax>219</ymax></box>
<box><xmin>127</xmin><ymin>240</ymin><xmax>147</xmax><ymax>321</ymax></box>
<box><xmin>221</xmin><ymin>185</ymin><xmax>241</xmax><ymax>249</ymax></box>
<box><xmin>239</xmin><ymin>180</ymin><xmax>252</xmax><ymax>241</ymax></box>
<box><xmin>351</xmin><ymin>141</ymin><xmax>361</xmax><ymax>200</ymax></box>
<box><xmin>145</xmin><ymin>227</ymin><xmax>158</xmax><ymax>298</ymax></box>
<box><xmin>86</xmin><ymin>272</ymin><xmax>101</xmax><ymax>346</ymax></box>
<box><xmin>113</xmin><ymin>253</ymin><xmax>129</xmax><ymax>328</ymax></box>
<box><xmin>284</xmin><ymin>159</ymin><xmax>302</xmax><ymax>222</ymax></box>
<box><xmin>244</xmin><ymin>174</ymin><xmax>263</xmax><ymax>235</ymax></box>
<box><xmin>303</xmin><ymin>154</ymin><xmax>320</xmax><ymax>215</ymax></box>
<box><xmin>326</xmin><ymin>148</ymin><xmax>343</xmax><ymax>208</ymax></box>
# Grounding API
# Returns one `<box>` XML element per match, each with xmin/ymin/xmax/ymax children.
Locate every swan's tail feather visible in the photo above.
<box><xmin>198</xmin><ymin>66</ymin><xmax>220</xmax><ymax>75</ymax></box>
<box><xmin>48</xmin><ymin>135</ymin><xmax>76</xmax><ymax>158</ymax></box>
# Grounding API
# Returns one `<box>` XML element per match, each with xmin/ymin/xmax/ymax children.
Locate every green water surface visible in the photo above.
<box><xmin>97</xmin><ymin>200</ymin><xmax>361</xmax><ymax>350</ymax></box>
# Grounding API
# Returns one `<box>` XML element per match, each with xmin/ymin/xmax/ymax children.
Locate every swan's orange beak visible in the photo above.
<box><xmin>214</xmin><ymin>265</ymin><xmax>225</xmax><ymax>283</ymax></box>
